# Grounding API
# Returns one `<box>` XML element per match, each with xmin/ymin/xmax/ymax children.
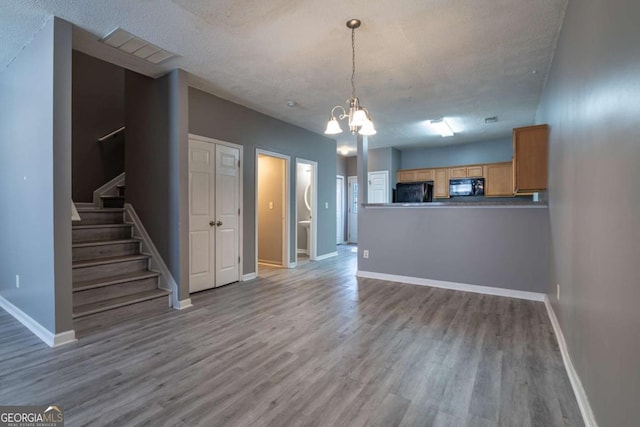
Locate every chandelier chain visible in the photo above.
<box><xmin>351</xmin><ymin>27</ymin><xmax>356</xmax><ymax>100</ymax></box>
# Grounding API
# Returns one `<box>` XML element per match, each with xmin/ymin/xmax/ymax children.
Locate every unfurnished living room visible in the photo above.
<box><xmin>0</xmin><ymin>1</ymin><xmax>638</xmax><ymax>426</ymax></box>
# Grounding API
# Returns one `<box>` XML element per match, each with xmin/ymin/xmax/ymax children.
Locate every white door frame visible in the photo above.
<box><xmin>255</xmin><ymin>149</ymin><xmax>291</xmax><ymax>274</ymax></box>
<box><xmin>348</xmin><ymin>175</ymin><xmax>358</xmax><ymax>243</ymax></box>
<box><xmin>296</xmin><ymin>158</ymin><xmax>318</xmax><ymax>262</ymax></box>
<box><xmin>187</xmin><ymin>133</ymin><xmax>244</xmax><ymax>288</ymax></box>
<box><xmin>336</xmin><ymin>175</ymin><xmax>345</xmax><ymax>244</ymax></box>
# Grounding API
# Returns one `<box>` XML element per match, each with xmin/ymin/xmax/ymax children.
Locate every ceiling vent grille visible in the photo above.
<box><xmin>101</xmin><ymin>28</ymin><xmax>175</xmax><ymax>64</ymax></box>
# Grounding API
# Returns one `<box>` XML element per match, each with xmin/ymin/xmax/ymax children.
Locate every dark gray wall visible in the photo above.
<box><xmin>347</xmin><ymin>156</ymin><xmax>357</xmax><ymax>177</ymax></box>
<box><xmin>358</xmin><ymin>206</ymin><xmax>548</xmax><ymax>292</ymax></box>
<box><xmin>72</xmin><ymin>51</ymin><xmax>125</xmax><ymax>201</ymax></box>
<box><xmin>0</xmin><ymin>17</ymin><xmax>73</xmax><ymax>334</ymax></box>
<box><xmin>536</xmin><ymin>0</ymin><xmax>640</xmax><ymax>424</ymax></box>
<box><xmin>400</xmin><ymin>138</ymin><xmax>512</xmax><ymax>169</ymax></box>
<box><xmin>125</xmin><ymin>69</ymin><xmax>190</xmax><ymax>301</ymax></box>
<box><xmin>189</xmin><ymin>88</ymin><xmax>337</xmax><ymax>272</ymax></box>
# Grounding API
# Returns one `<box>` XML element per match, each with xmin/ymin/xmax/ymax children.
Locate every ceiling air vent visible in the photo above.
<box><xmin>484</xmin><ymin>116</ymin><xmax>498</xmax><ymax>124</ymax></box>
<box><xmin>101</xmin><ymin>28</ymin><xmax>175</xmax><ymax>64</ymax></box>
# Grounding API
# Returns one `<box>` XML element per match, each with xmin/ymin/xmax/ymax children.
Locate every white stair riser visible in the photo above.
<box><xmin>73</xmin><ymin>241</ymin><xmax>140</xmax><ymax>262</ymax></box>
<box><xmin>74</xmin><ymin>276</ymin><xmax>159</xmax><ymax>306</ymax></box>
<box><xmin>73</xmin><ymin>258</ymin><xmax>148</xmax><ymax>282</ymax></box>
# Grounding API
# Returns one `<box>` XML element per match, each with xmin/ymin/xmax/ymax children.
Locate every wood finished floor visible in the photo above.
<box><xmin>0</xmin><ymin>245</ymin><xmax>583</xmax><ymax>426</ymax></box>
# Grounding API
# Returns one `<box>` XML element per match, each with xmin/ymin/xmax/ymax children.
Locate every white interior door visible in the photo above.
<box><xmin>368</xmin><ymin>170</ymin><xmax>389</xmax><ymax>204</ymax></box>
<box><xmin>348</xmin><ymin>176</ymin><xmax>358</xmax><ymax>243</ymax></box>
<box><xmin>336</xmin><ymin>176</ymin><xmax>344</xmax><ymax>244</ymax></box>
<box><xmin>189</xmin><ymin>140</ymin><xmax>216</xmax><ymax>292</ymax></box>
<box><xmin>215</xmin><ymin>144</ymin><xmax>240</xmax><ymax>287</ymax></box>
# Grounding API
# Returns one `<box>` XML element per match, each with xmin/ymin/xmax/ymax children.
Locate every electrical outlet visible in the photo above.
<box><xmin>556</xmin><ymin>283</ymin><xmax>560</xmax><ymax>301</ymax></box>
<box><xmin>16</xmin><ymin>275</ymin><xmax>20</xmax><ymax>288</ymax></box>
<box><xmin>363</xmin><ymin>250</ymin><xmax>369</xmax><ymax>259</ymax></box>
<box><xmin>268</xmin><ymin>201</ymin><xmax>273</xmax><ymax>209</ymax></box>
<box><xmin>325</xmin><ymin>202</ymin><xmax>329</xmax><ymax>209</ymax></box>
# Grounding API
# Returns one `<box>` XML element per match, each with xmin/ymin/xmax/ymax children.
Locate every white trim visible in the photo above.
<box><xmin>0</xmin><ymin>295</ymin><xmax>76</xmax><ymax>347</ymax></box>
<box><xmin>242</xmin><ymin>272</ymin><xmax>257</xmax><ymax>281</ymax></box>
<box><xmin>125</xmin><ymin>204</ymin><xmax>190</xmax><ymax>309</ymax></box>
<box><xmin>544</xmin><ymin>297</ymin><xmax>598</xmax><ymax>427</ymax></box>
<box><xmin>256</xmin><ymin>149</ymin><xmax>292</xmax><ymax>272</ymax></box>
<box><xmin>296</xmin><ymin>248</ymin><xmax>308</xmax><ymax>255</ymax></box>
<box><xmin>188</xmin><ymin>134</ymin><xmax>244</xmax><ymax>286</ymax></box>
<box><xmin>93</xmin><ymin>172</ymin><xmax>125</xmax><ymax>207</ymax></box>
<box><xmin>336</xmin><ymin>175</ymin><xmax>345</xmax><ymax>245</ymax></box>
<box><xmin>288</xmin><ymin>262</ymin><xmax>297</xmax><ymax>269</ymax></box>
<box><xmin>347</xmin><ymin>176</ymin><xmax>358</xmax><ymax>243</ymax></box>
<box><xmin>355</xmin><ymin>271</ymin><xmax>545</xmax><ymax>301</ymax></box>
<box><xmin>315</xmin><ymin>251</ymin><xmax>338</xmax><ymax>261</ymax></box>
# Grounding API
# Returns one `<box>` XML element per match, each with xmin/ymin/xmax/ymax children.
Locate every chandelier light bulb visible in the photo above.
<box><xmin>324</xmin><ymin>117</ymin><xmax>343</xmax><ymax>135</ymax></box>
<box><xmin>359</xmin><ymin>119</ymin><xmax>377</xmax><ymax>136</ymax></box>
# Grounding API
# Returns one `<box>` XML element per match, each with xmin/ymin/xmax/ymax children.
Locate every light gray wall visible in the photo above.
<box><xmin>400</xmin><ymin>138</ymin><xmax>512</xmax><ymax>169</ymax></box>
<box><xmin>347</xmin><ymin>156</ymin><xmax>357</xmax><ymax>177</ymax></box>
<box><xmin>189</xmin><ymin>87</ymin><xmax>337</xmax><ymax>272</ymax></box>
<box><xmin>358</xmin><ymin>206</ymin><xmax>548</xmax><ymax>292</ymax></box>
<box><xmin>72</xmin><ymin>51</ymin><xmax>125</xmax><ymax>202</ymax></box>
<box><xmin>536</xmin><ymin>0</ymin><xmax>640</xmax><ymax>424</ymax></box>
<box><xmin>0</xmin><ymin>17</ymin><xmax>73</xmax><ymax>334</ymax></box>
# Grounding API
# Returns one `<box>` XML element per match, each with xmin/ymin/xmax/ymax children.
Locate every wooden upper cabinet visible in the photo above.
<box><xmin>484</xmin><ymin>162</ymin><xmax>514</xmax><ymax>197</ymax></box>
<box><xmin>416</xmin><ymin>169</ymin><xmax>435</xmax><ymax>181</ymax></box>
<box><xmin>513</xmin><ymin>124</ymin><xmax>548</xmax><ymax>193</ymax></box>
<box><xmin>449</xmin><ymin>166</ymin><xmax>483</xmax><ymax>178</ymax></box>
<box><xmin>397</xmin><ymin>170</ymin><xmax>417</xmax><ymax>183</ymax></box>
<box><xmin>434</xmin><ymin>168</ymin><xmax>449</xmax><ymax>198</ymax></box>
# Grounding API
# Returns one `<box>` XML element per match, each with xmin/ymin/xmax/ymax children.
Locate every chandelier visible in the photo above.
<box><xmin>324</xmin><ymin>19</ymin><xmax>376</xmax><ymax>136</ymax></box>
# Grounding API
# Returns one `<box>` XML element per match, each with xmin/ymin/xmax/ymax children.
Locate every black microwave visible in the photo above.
<box><xmin>449</xmin><ymin>178</ymin><xmax>484</xmax><ymax>196</ymax></box>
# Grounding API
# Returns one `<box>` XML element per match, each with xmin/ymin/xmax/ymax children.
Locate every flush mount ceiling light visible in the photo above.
<box><xmin>324</xmin><ymin>19</ymin><xmax>376</xmax><ymax>137</ymax></box>
<box><xmin>101</xmin><ymin>28</ymin><xmax>175</xmax><ymax>64</ymax></box>
<box><xmin>429</xmin><ymin>119</ymin><xmax>455</xmax><ymax>137</ymax></box>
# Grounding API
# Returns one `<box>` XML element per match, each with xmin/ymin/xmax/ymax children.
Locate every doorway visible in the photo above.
<box><xmin>336</xmin><ymin>175</ymin><xmax>345</xmax><ymax>244</ymax></box>
<box><xmin>256</xmin><ymin>150</ymin><xmax>290</xmax><ymax>272</ymax></box>
<box><xmin>348</xmin><ymin>176</ymin><xmax>358</xmax><ymax>243</ymax></box>
<box><xmin>296</xmin><ymin>159</ymin><xmax>317</xmax><ymax>263</ymax></box>
<box><xmin>188</xmin><ymin>137</ymin><xmax>241</xmax><ymax>293</ymax></box>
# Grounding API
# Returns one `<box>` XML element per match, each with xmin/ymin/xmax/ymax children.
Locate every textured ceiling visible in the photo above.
<box><xmin>0</xmin><ymin>0</ymin><xmax>568</xmax><ymax>154</ymax></box>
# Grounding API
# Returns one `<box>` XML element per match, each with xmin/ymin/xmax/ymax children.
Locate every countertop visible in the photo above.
<box><xmin>364</xmin><ymin>201</ymin><xmax>547</xmax><ymax>208</ymax></box>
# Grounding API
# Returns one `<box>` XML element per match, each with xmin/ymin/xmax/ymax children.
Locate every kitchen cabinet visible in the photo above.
<box><xmin>416</xmin><ymin>169</ymin><xmax>434</xmax><ymax>181</ymax></box>
<box><xmin>434</xmin><ymin>168</ymin><xmax>449</xmax><ymax>198</ymax></box>
<box><xmin>449</xmin><ymin>166</ymin><xmax>483</xmax><ymax>178</ymax></box>
<box><xmin>513</xmin><ymin>124</ymin><xmax>548</xmax><ymax>193</ymax></box>
<box><xmin>397</xmin><ymin>170</ymin><xmax>417</xmax><ymax>183</ymax></box>
<box><xmin>484</xmin><ymin>162</ymin><xmax>513</xmax><ymax>197</ymax></box>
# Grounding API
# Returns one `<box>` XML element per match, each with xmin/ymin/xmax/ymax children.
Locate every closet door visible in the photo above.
<box><xmin>214</xmin><ymin>144</ymin><xmax>240</xmax><ymax>287</ymax></box>
<box><xmin>189</xmin><ymin>139</ymin><xmax>216</xmax><ymax>292</ymax></box>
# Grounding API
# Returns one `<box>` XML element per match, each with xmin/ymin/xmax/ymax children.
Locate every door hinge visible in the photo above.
<box><xmin>238</xmin><ymin>208</ymin><xmax>241</xmax><ymax>215</ymax></box>
<box><xmin>238</xmin><ymin>256</ymin><xmax>241</xmax><ymax>264</ymax></box>
<box><xmin>237</xmin><ymin>160</ymin><xmax>240</xmax><ymax>168</ymax></box>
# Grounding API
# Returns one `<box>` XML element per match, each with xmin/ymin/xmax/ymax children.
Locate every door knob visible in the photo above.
<box><xmin>216</xmin><ymin>221</ymin><xmax>223</xmax><ymax>227</ymax></box>
<box><xmin>209</xmin><ymin>221</ymin><xmax>215</xmax><ymax>227</ymax></box>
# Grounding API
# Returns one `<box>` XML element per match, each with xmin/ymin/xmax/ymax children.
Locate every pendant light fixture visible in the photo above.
<box><xmin>324</xmin><ymin>19</ymin><xmax>376</xmax><ymax>136</ymax></box>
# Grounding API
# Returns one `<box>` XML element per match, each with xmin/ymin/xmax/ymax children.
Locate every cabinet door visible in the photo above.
<box><xmin>513</xmin><ymin>124</ymin><xmax>548</xmax><ymax>192</ymax></box>
<box><xmin>484</xmin><ymin>163</ymin><xmax>514</xmax><ymax>197</ymax></box>
<box><xmin>416</xmin><ymin>169</ymin><xmax>434</xmax><ymax>181</ymax></box>
<box><xmin>434</xmin><ymin>169</ymin><xmax>449</xmax><ymax>198</ymax></box>
<box><xmin>397</xmin><ymin>170</ymin><xmax>417</xmax><ymax>183</ymax></box>
<box><xmin>467</xmin><ymin>166</ymin><xmax>483</xmax><ymax>178</ymax></box>
<box><xmin>449</xmin><ymin>167</ymin><xmax>467</xmax><ymax>178</ymax></box>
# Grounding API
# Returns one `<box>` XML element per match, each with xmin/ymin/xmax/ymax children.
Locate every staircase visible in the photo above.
<box><xmin>72</xmin><ymin>186</ymin><xmax>171</xmax><ymax>321</ymax></box>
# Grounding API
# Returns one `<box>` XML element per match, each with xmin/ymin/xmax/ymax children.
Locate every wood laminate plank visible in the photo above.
<box><xmin>0</xmin><ymin>245</ymin><xmax>583</xmax><ymax>427</ymax></box>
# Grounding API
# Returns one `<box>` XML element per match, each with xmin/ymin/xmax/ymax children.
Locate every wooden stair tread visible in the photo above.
<box><xmin>76</xmin><ymin>207</ymin><xmax>125</xmax><ymax>212</ymax></box>
<box><xmin>72</xmin><ymin>238</ymin><xmax>140</xmax><ymax>248</ymax></box>
<box><xmin>72</xmin><ymin>223</ymin><xmax>130</xmax><ymax>230</ymax></box>
<box><xmin>73</xmin><ymin>271</ymin><xmax>160</xmax><ymax>292</ymax></box>
<box><xmin>73</xmin><ymin>289</ymin><xmax>170</xmax><ymax>318</ymax></box>
<box><xmin>73</xmin><ymin>254</ymin><xmax>149</xmax><ymax>269</ymax></box>
<box><xmin>100</xmin><ymin>195</ymin><xmax>124</xmax><ymax>199</ymax></box>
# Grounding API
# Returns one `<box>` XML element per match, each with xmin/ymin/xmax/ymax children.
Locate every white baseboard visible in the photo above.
<box><xmin>355</xmin><ymin>271</ymin><xmax>545</xmax><ymax>301</ymax></box>
<box><xmin>174</xmin><ymin>298</ymin><xmax>193</xmax><ymax>310</ymax></box>
<box><xmin>242</xmin><ymin>272</ymin><xmax>257</xmax><ymax>281</ymax></box>
<box><xmin>0</xmin><ymin>295</ymin><xmax>76</xmax><ymax>347</ymax></box>
<box><xmin>544</xmin><ymin>297</ymin><xmax>598</xmax><ymax>427</ymax></box>
<box><xmin>288</xmin><ymin>262</ymin><xmax>297</xmax><ymax>269</ymax></box>
<box><xmin>296</xmin><ymin>249</ymin><xmax>308</xmax><ymax>255</ymax></box>
<box><xmin>125</xmin><ymin>204</ymin><xmax>182</xmax><ymax>309</ymax></box>
<box><xmin>314</xmin><ymin>251</ymin><xmax>338</xmax><ymax>261</ymax></box>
